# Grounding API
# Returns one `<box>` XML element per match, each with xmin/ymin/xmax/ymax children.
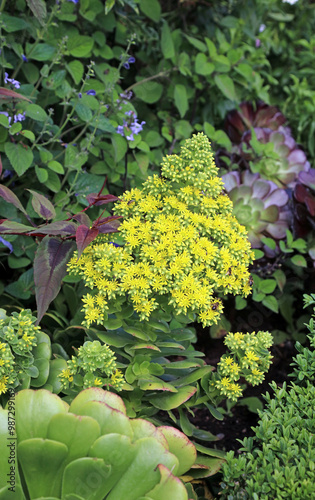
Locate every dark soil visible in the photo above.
<box><xmin>191</xmin><ymin>334</ymin><xmax>296</xmax><ymax>452</ymax></box>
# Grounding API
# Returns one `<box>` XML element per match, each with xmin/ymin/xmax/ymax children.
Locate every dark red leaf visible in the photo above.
<box><xmin>76</xmin><ymin>224</ymin><xmax>99</xmax><ymax>259</ymax></box>
<box><xmin>72</xmin><ymin>212</ymin><xmax>91</xmax><ymax>227</ymax></box>
<box><xmin>0</xmin><ymin>184</ymin><xmax>28</xmax><ymax>216</ymax></box>
<box><xmin>29</xmin><ymin>221</ymin><xmax>77</xmax><ymax>236</ymax></box>
<box><xmin>0</xmin><ymin>219</ymin><xmax>32</xmax><ymax>234</ymax></box>
<box><xmin>27</xmin><ymin>190</ymin><xmax>56</xmax><ymax>220</ymax></box>
<box><xmin>34</xmin><ymin>236</ymin><xmax>76</xmax><ymax>324</ymax></box>
<box><xmin>86</xmin><ymin>193</ymin><xmax>118</xmax><ymax>206</ymax></box>
<box><xmin>95</xmin><ymin>216</ymin><xmax>122</xmax><ymax>234</ymax></box>
<box><xmin>0</xmin><ymin>87</ymin><xmax>31</xmax><ymax>102</ymax></box>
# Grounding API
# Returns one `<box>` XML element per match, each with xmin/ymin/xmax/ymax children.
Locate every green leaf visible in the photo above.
<box><xmin>134</xmin><ymin>81</ymin><xmax>163</xmax><ymax>104</ymax></box>
<box><xmin>291</xmin><ymin>254</ymin><xmax>307</xmax><ymax>268</ymax></box>
<box><xmin>26</xmin><ymin>0</ymin><xmax>47</xmax><ymax>26</ymax></box>
<box><xmin>67</xmin><ymin>35</ymin><xmax>94</xmax><ymax>57</ymax></box>
<box><xmin>174</xmin><ymin>84</ymin><xmax>188</xmax><ymax>118</ymax></box>
<box><xmin>150</xmin><ymin>386</ymin><xmax>197</xmax><ymax>410</ymax></box>
<box><xmin>258</xmin><ymin>279</ymin><xmax>277</xmax><ymax>294</ymax></box>
<box><xmin>8</xmin><ymin>255</ymin><xmax>31</xmax><ymax>269</ymax></box>
<box><xmin>5</xmin><ymin>268</ymin><xmax>34</xmax><ymax>299</ymax></box>
<box><xmin>46</xmin><ymin>170</ymin><xmax>61</xmax><ymax>193</ymax></box>
<box><xmin>76</xmin><ymin>103</ymin><xmax>93</xmax><ymax>122</ymax></box>
<box><xmin>20</xmin><ymin>129</ymin><xmax>35</xmax><ymax>141</ymax></box>
<box><xmin>214</xmin><ymin>74</ymin><xmax>237</xmax><ymax>101</ymax></box>
<box><xmin>139</xmin><ymin>0</ymin><xmax>161</xmax><ymax>21</ymax></box>
<box><xmin>35</xmin><ymin>165</ymin><xmax>49</xmax><ymax>183</ymax></box>
<box><xmin>161</xmin><ymin>22</ymin><xmax>175</xmax><ymax>59</ymax></box>
<box><xmin>195</xmin><ymin>53</ymin><xmax>214</xmax><ymax>76</ymax></box>
<box><xmin>47</xmin><ymin>161</ymin><xmax>64</xmax><ymax>174</ymax></box>
<box><xmin>0</xmin><ymin>184</ymin><xmax>28</xmax><ymax>216</ymax></box>
<box><xmin>4</xmin><ymin>142</ymin><xmax>34</xmax><ymax>176</ymax></box>
<box><xmin>66</xmin><ymin>60</ymin><xmax>84</xmax><ymax>85</ymax></box>
<box><xmin>25</xmin><ymin>103</ymin><xmax>48</xmax><ymax>122</ymax></box>
<box><xmin>91</xmin><ymin>115</ymin><xmax>116</xmax><ymax>133</ymax></box>
<box><xmin>262</xmin><ymin>295</ymin><xmax>279</xmax><ymax>313</ymax></box>
<box><xmin>185</xmin><ymin>35</ymin><xmax>207</xmax><ymax>52</ymax></box>
<box><xmin>28</xmin><ymin>43</ymin><xmax>56</xmax><ymax>61</ymax></box>
<box><xmin>34</xmin><ymin>236</ymin><xmax>76</xmax><ymax>323</ymax></box>
<box><xmin>1</xmin><ymin>13</ymin><xmax>28</xmax><ymax>32</ymax></box>
<box><xmin>235</xmin><ymin>296</ymin><xmax>247</xmax><ymax>310</ymax></box>
<box><xmin>112</xmin><ymin>134</ymin><xmax>128</xmax><ymax>163</ymax></box>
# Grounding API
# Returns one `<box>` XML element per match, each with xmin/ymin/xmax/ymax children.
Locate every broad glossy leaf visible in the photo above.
<box><xmin>62</xmin><ymin>457</ymin><xmax>111</xmax><ymax>500</ymax></box>
<box><xmin>145</xmin><ymin>464</ymin><xmax>188</xmax><ymax>500</ymax></box>
<box><xmin>159</xmin><ymin>426</ymin><xmax>197</xmax><ymax>476</ymax></box>
<box><xmin>150</xmin><ymin>386</ymin><xmax>197</xmax><ymax>410</ymax></box>
<box><xmin>34</xmin><ymin>236</ymin><xmax>76</xmax><ymax>323</ymax></box>
<box><xmin>47</xmin><ymin>413</ymin><xmax>100</xmax><ymax>463</ymax></box>
<box><xmin>76</xmin><ymin>224</ymin><xmax>99</xmax><ymax>259</ymax></box>
<box><xmin>18</xmin><ymin>438</ymin><xmax>68</xmax><ymax>498</ymax></box>
<box><xmin>27</xmin><ymin>190</ymin><xmax>56</xmax><ymax>220</ymax></box>
<box><xmin>69</xmin><ymin>388</ymin><xmax>127</xmax><ymax>415</ymax></box>
<box><xmin>138</xmin><ymin>378</ymin><xmax>178</xmax><ymax>392</ymax></box>
<box><xmin>15</xmin><ymin>389</ymin><xmax>67</xmax><ymax>442</ymax></box>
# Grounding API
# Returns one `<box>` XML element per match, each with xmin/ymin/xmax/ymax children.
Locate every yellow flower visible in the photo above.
<box><xmin>0</xmin><ymin>375</ymin><xmax>8</xmax><ymax>395</ymax></box>
<box><xmin>93</xmin><ymin>378</ymin><xmax>103</xmax><ymax>386</ymax></box>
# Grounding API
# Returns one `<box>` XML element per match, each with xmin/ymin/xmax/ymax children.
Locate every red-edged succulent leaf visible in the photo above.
<box><xmin>27</xmin><ymin>190</ymin><xmax>56</xmax><ymax>220</ymax></box>
<box><xmin>0</xmin><ymin>219</ymin><xmax>32</xmax><ymax>234</ymax></box>
<box><xmin>95</xmin><ymin>216</ymin><xmax>122</xmax><ymax>234</ymax></box>
<box><xmin>72</xmin><ymin>212</ymin><xmax>91</xmax><ymax>227</ymax></box>
<box><xmin>29</xmin><ymin>221</ymin><xmax>77</xmax><ymax>236</ymax></box>
<box><xmin>34</xmin><ymin>236</ymin><xmax>76</xmax><ymax>324</ymax></box>
<box><xmin>76</xmin><ymin>224</ymin><xmax>99</xmax><ymax>259</ymax></box>
<box><xmin>0</xmin><ymin>184</ymin><xmax>28</xmax><ymax>216</ymax></box>
<box><xmin>86</xmin><ymin>193</ymin><xmax>118</xmax><ymax>206</ymax></box>
<box><xmin>0</xmin><ymin>87</ymin><xmax>31</xmax><ymax>102</ymax></box>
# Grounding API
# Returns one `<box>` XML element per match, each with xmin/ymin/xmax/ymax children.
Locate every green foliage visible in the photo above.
<box><xmin>219</xmin><ymin>294</ymin><xmax>315</xmax><ymax>499</ymax></box>
<box><xmin>0</xmin><ymin>387</ymin><xmax>206</xmax><ymax>499</ymax></box>
<box><xmin>0</xmin><ymin>308</ymin><xmax>67</xmax><ymax>401</ymax></box>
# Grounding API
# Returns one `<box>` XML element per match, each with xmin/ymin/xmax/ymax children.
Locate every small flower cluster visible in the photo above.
<box><xmin>59</xmin><ymin>340</ymin><xmax>125</xmax><ymax>391</ymax></box>
<box><xmin>0</xmin><ymin>111</ymin><xmax>26</xmax><ymax>127</ymax></box>
<box><xmin>0</xmin><ymin>309</ymin><xmax>40</xmax><ymax>395</ymax></box>
<box><xmin>4</xmin><ymin>72</ymin><xmax>20</xmax><ymax>89</ymax></box>
<box><xmin>68</xmin><ymin>133</ymin><xmax>254</xmax><ymax>328</ymax></box>
<box><xmin>116</xmin><ymin>110</ymin><xmax>145</xmax><ymax>141</ymax></box>
<box><xmin>212</xmin><ymin>330</ymin><xmax>273</xmax><ymax>401</ymax></box>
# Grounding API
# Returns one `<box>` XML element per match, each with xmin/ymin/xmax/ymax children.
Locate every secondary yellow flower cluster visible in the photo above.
<box><xmin>212</xmin><ymin>330</ymin><xmax>273</xmax><ymax>401</ymax></box>
<box><xmin>59</xmin><ymin>340</ymin><xmax>125</xmax><ymax>391</ymax></box>
<box><xmin>68</xmin><ymin>133</ymin><xmax>254</xmax><ymax>327</ymax></box>
<box><xmin>0</xmin><ymin>309</ymin><xmax>39</xmax><ymax>396</ymax></box>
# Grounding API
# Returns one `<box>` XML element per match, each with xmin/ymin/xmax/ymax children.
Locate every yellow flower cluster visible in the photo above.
<box><xmin>68</xmin><ymin>133</ymin><xmax>254</xmax><ymax>327</ymax></box>
<box><xmin>213</xmin><ymin>330</ymin><xmax>273</xmax><ymax>401</ymax></box>
<box><xmin>59</xmin><ymin>340</ymin><xmax>125</xmax><ymax>391</ymax></box>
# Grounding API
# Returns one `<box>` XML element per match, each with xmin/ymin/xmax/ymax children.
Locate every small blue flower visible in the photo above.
<box><xmin>67</xmin><ymin>0</ymin><xmax>79</xmax><ymax>3</ymax></box>
<box><xmin>0</xmin><ymin>236</ymin><xmax>13</xmax><ymax>253</ymax></box>
<box><xmin>22</xmin><ymin>54</ymin><xmax>28</xmax><ymax>62</ymax></box>
<box><xmin>109</xmin><ymin>242</ymin><xmax>121</xmax><ymax>247</ymax></box>
<box><xmin>85</xmin><ymin>89</ymin><xmax>96</xmax><ymax>96</ymax></box>
<box><xmin>123</xmin><ymin>56</ymin><xmax>136</xmax><ymax>70</ymax></box>
<box><xmin>78</xmin><ymin>92</ymin><xmax>82</xmax><ymax>98</ymax></box>
<box><xmin>14</xmin><ymin>112</ymin><xmax>26</xmax><ymax>123</ymax></box>
<box><xmin>4</xmin><ymin>72</ymin><xmax>21</xmax><ymax>89</ymax></box>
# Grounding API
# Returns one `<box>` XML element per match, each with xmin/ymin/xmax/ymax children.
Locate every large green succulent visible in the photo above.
<box><xmin>222</xmin><ymin>170</ymin><xmax>291</xmax><ymax>249</ymax></box>
<box><xmin>0</xmin><ymin>388</ymin><xmax>200</xmax><ymax>500</ymax></box>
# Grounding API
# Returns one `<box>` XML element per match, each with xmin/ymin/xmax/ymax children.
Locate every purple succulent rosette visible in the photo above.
<box><xmin>241</xmin><ymin>126</ymin><xmax>311</xmax><ymax>188</ymax></box>
<box><xmin>293</xmin><ymin>168</ymin><xmax>315</xmax><ymax>237</ymax></box>
<box><xmin>222</xmin><ymin>170</ymin><xmax>291</xmax><ymax>250</ymax></box>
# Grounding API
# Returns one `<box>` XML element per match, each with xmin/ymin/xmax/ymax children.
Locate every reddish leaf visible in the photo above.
<box><xmin>34</xmin><ymin>236</ymin><xmax>76</xmax><ymax>324</ymax></box>
<box><xmin>0</xmin><ymin>87</ymin><xmax>31</xmax><ymax>102</ymax></box>
<box><xmin>27</xmin><ymin>190</ymin><xmax>56</xmax><ymax>220</ymax></box>
<box><xmin>72</xmin><ymin>212</ymin><xmax>91</xmax><ymax>227</ymax></box>
<box><xmin>76</xmin><ymin>224</ymin><xmax>99</xmax><ymax>259</ymax></box>
<box><xmin>0</xmin><ymin>184</ymin><xmax>28</xmax><ymax>216</ymax></box>
<box><xmin>95</xmin><ymin>216</ymin><xmax>122</xmax><ymax>234</ymax></box>
<box><xmin>29</xmin><ymin>221</ymin><xmax>77</xmax><ymax>236</ymax></box>
<box><xmin>0</xmin><ymin>219</ymin><xmax>32</xmax><ymax>234</ymax></box>
<box><xmin>86</xmin><ymin>193</ymin><xmax>118</xmax><ymax>206</ymax></box>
